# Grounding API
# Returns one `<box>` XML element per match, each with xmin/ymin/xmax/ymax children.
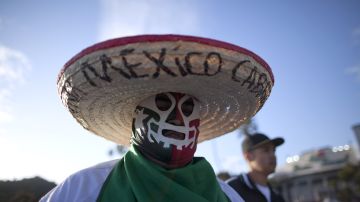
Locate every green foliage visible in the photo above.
<box><xmin>239</xmin><ymin>118</ymin><xmax>258</xmax><ymax>137</ymax></box>
<box><xmin>338</xmin><ymin>163</ymin><xmax>357</xmax><ymax>181</ymax></box>
<box><xmin>0</xmin><ymin>177</ymin><xmax>56</xmax><ymax>202</ymax></box>
<box><xmin>331</xmin><ymin>163</ymin><xmax>360</xmax><ymax>201</ymax></box>
<box><xmin>108</xmin><ymin>144</ymin><xmax>128</xmax><ymax>157</ymax></box>
<box><xmin>216</xmin><ymin>171</ymin><xmax>231</xmax><ymax>181</ymax></box>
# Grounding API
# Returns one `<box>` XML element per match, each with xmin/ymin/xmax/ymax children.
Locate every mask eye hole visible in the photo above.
<box><xmin>181</xmin><ymin>98</ymin><xmax>194</xmax><ymax>117</ymax></box>
<box><xmin>155</xmin><ymin>93</ymin><xmax>172</xmax><ymax>111</ymax></box>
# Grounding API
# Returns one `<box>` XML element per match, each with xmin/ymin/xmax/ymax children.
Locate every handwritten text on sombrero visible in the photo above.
<box><xmin>63</xmin><ymin>47</ymin><xmax>272</xmax><ymax>110</ymax></box>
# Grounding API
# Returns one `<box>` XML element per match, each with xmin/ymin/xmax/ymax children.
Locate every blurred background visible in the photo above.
<box><xmin>0</xmin><ymin>0</ymin><xmax>359</xmax><ymax>201</ymax></box>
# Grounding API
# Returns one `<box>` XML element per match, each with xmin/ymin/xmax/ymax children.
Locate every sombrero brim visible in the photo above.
<box><xmin>57</xmin><ymin>34</ymin><xmax>274</xmax><ymax>146</ymax></box>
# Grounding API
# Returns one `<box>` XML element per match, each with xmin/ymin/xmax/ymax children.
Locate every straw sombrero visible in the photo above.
<box><xmin>57</xmin><ymin>34</ymin><xmax>274</xmax><ymax>146</ymax></box>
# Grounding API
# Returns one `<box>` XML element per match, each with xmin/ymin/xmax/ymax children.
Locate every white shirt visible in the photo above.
<box><xmin>256</xmin><ymin>183</ymin><xmax>271</xmax><ymax>202</ymax></box>
<box><xmin>242</xmin><ymin>173</ymin><xmax>271</xmax><ymax>202</ymax></box>
<box><xmin>40</xmin><ymin>159</ymin><xmax>244</xmax><ymax>202</ymax></box>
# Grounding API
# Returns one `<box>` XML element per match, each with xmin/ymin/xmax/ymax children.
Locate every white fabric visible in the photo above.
<box><xmin>256</xmin><ymin>183</ymin><xmax>271</xmax><ymax>202</ymax></box>
<box><xmin>217</xmin><ymin>179</ymin><xmax>245</xmax><ymax>202</ymax></box>
<box><xmin>242</xmin><ymin>173</ymin><xmax>271</xmax><ymax>202</ymax></box>
<box><xmin>40</xmin><ymin>159</ymin><xmax>118</xmax><ymax>202</ymax></box>
<box><xmin>242</xmin><ymin>173</ymin><xmax>253</xmax><ymax>188</ymax></box>
<box><xmin>40</xmin><ymin>159</ymin><xmax>244</xmax><ymax>202</ymax></box>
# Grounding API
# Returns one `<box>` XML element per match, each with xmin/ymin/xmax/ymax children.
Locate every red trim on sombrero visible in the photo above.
<box><xmin>57</xmin><ymin>34</ymin><xmax>274</xmax><ymax>84</ymax></box>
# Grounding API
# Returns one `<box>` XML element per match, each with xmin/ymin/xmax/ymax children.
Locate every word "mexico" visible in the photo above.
<box><xmin>62</xmin><ymin>47</ymin><xmax>272</xmax><ymax>111</ymax></box>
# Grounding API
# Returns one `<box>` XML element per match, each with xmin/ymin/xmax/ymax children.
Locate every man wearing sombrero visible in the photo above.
<box><xmin>41</xmin><ymin>34</ymin><xmax>274</xmax><ymax>201</ymax></box>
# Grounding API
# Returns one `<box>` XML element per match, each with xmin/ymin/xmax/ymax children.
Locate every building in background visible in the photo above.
<box><xmin>271</xmin><ymin>125</ymin><xmax>360</xmax><ymax>202</ymax></box>
<box><xmin>353</xmin><ymin>124</ymin><xmax>360</xmax><ymax>156</ymax></box>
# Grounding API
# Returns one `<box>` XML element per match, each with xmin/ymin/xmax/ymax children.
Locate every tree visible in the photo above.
<box><xmin>238</xmin><ymin>118</ymin><xmax>258</xmax><ymax>137</ymax></box>
<box><xmin>108</xmin><ymin>144</ymin><xmax>128</xmax><ymax>157</ymax></box>
<box><xmin>0</xmin><ymin>177</ymin><xmax>56</xmax><ymax>202</ymax></box>
<box><xmin>217</xmin><ymin>171</ymin><xmax>231</xmax><ymax>181</ymax></box>
<box><xmin>331</xmin><ymin>163</ymin><xmax>360</xmax><ymax>201</ymax></box>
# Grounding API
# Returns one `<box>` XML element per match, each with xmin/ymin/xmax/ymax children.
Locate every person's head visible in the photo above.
<box><xmin>131</xmin><ymin>92</ymin><xmax>200</xmax><ymax>169</ymax></box>
<box><xmin>57</xmin><ymin>35</ymin><xmax>276</xmax><ymax>170</ymax></box>
<box><xmin>242</xmin><ymin>133</ymin><xmax>284</xmax><ymax>176</ymax></box>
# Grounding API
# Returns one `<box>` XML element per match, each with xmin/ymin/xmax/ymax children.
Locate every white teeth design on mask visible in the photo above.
<box><xmin>134</xmin><ymin>93</ymin><xmax>200</xmax><ymax>150</ymax></box>
<box><xmin>135</xmin><ymin>108</ymin><xmax>197</xmax><ymax>150</ymax></box>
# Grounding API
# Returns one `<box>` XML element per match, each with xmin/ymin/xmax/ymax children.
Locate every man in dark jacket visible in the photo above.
<box><xmin>227</xmin><ymin>133</ymin><xmax>285</xmax><ymax>202</ymax></box>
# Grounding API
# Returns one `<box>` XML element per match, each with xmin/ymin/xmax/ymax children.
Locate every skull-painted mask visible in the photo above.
<box><xmin>131</xmin><ymin>92</ymin><xmax>200</xmax><ymax>168</ymax></box>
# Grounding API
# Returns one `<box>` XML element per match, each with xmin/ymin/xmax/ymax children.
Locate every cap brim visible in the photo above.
<box><xmin>271</xmin><ymin>137</ymin><xmax>285</xmax><ymax>147</ymax></box>
<box><xmin>247</xmin><ymin>137</ymin><xmax>284</xmax><ymax>152</ymax></box>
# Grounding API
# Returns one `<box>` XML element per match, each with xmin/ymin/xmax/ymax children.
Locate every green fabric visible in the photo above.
<box><xmin>97</xmin><ymin>146</ymin><xmax>229</xmax><ymax>202</ymax></box>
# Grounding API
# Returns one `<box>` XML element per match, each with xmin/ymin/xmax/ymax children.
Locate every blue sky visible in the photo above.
<box><xmin>1</xmin><ymin>0</ymin><xmax>360</xmax><ymax>183</ymax></box>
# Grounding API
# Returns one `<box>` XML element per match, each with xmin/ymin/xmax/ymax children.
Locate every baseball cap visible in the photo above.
<box><xmin>242</xmin><ymin>133</ymin><xmax>284</xmax><ymax>152</ymax></box>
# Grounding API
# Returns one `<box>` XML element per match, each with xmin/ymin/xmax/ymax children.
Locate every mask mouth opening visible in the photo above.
<box><xmin>162</xmin><ymin>129</ymin><xmax>185</xmax><ymax>140</ymax></box>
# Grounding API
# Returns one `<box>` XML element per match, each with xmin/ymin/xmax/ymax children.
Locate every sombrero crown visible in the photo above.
<box><xmin>57</xmin><ymin>34</ymin><xmax>274</xmax><ymax>146</ymax></box>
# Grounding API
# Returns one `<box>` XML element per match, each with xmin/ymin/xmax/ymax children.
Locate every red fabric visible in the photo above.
<box><xmin>169</xmin><ymin>119</ymin><xmax>200</xmax><ymax>168</ymax></box>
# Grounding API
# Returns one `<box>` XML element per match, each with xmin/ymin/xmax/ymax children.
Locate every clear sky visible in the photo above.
<box><xmin>1</xmin><ymin>0</ymin><xmax>360</xmax><ymax>184</ymax></box>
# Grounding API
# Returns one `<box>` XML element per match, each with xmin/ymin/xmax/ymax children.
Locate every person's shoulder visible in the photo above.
<box><xmin>40</xmin><ymin>159</ymin><xmax>120</xmax><ymax>202</ymax></box>
<box><xmin>225</xmin><ymin>173</ymin><xmax>252</xmax><ymax>195</ymax></box>
<box><xmin>59</xmin><ymin>159</ymin><xmax>120</xmax><ymax>189</ymax></box>
<box><xmin>218</xmin><ymin>178</ymin><xmax>245</xmax><ymax>202</ymax></box>
<box><xmin>225</xmin><ymin>173</ymin><xmax>244</xmax><ymax>185</ymax></box>
<box><xmin>81</xmin><ymin>159</ymin><xmax>120</xmax><ymax>174</ymax></box>
<box><xmin>225</xmin><ymin>175</ymin><xmax>239</xmax><ymax>184</ymax></box>
<box><xmin>270</xmin><ymin>187</ymin><xmax>286</xmax><ymax>202</ymax></box>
